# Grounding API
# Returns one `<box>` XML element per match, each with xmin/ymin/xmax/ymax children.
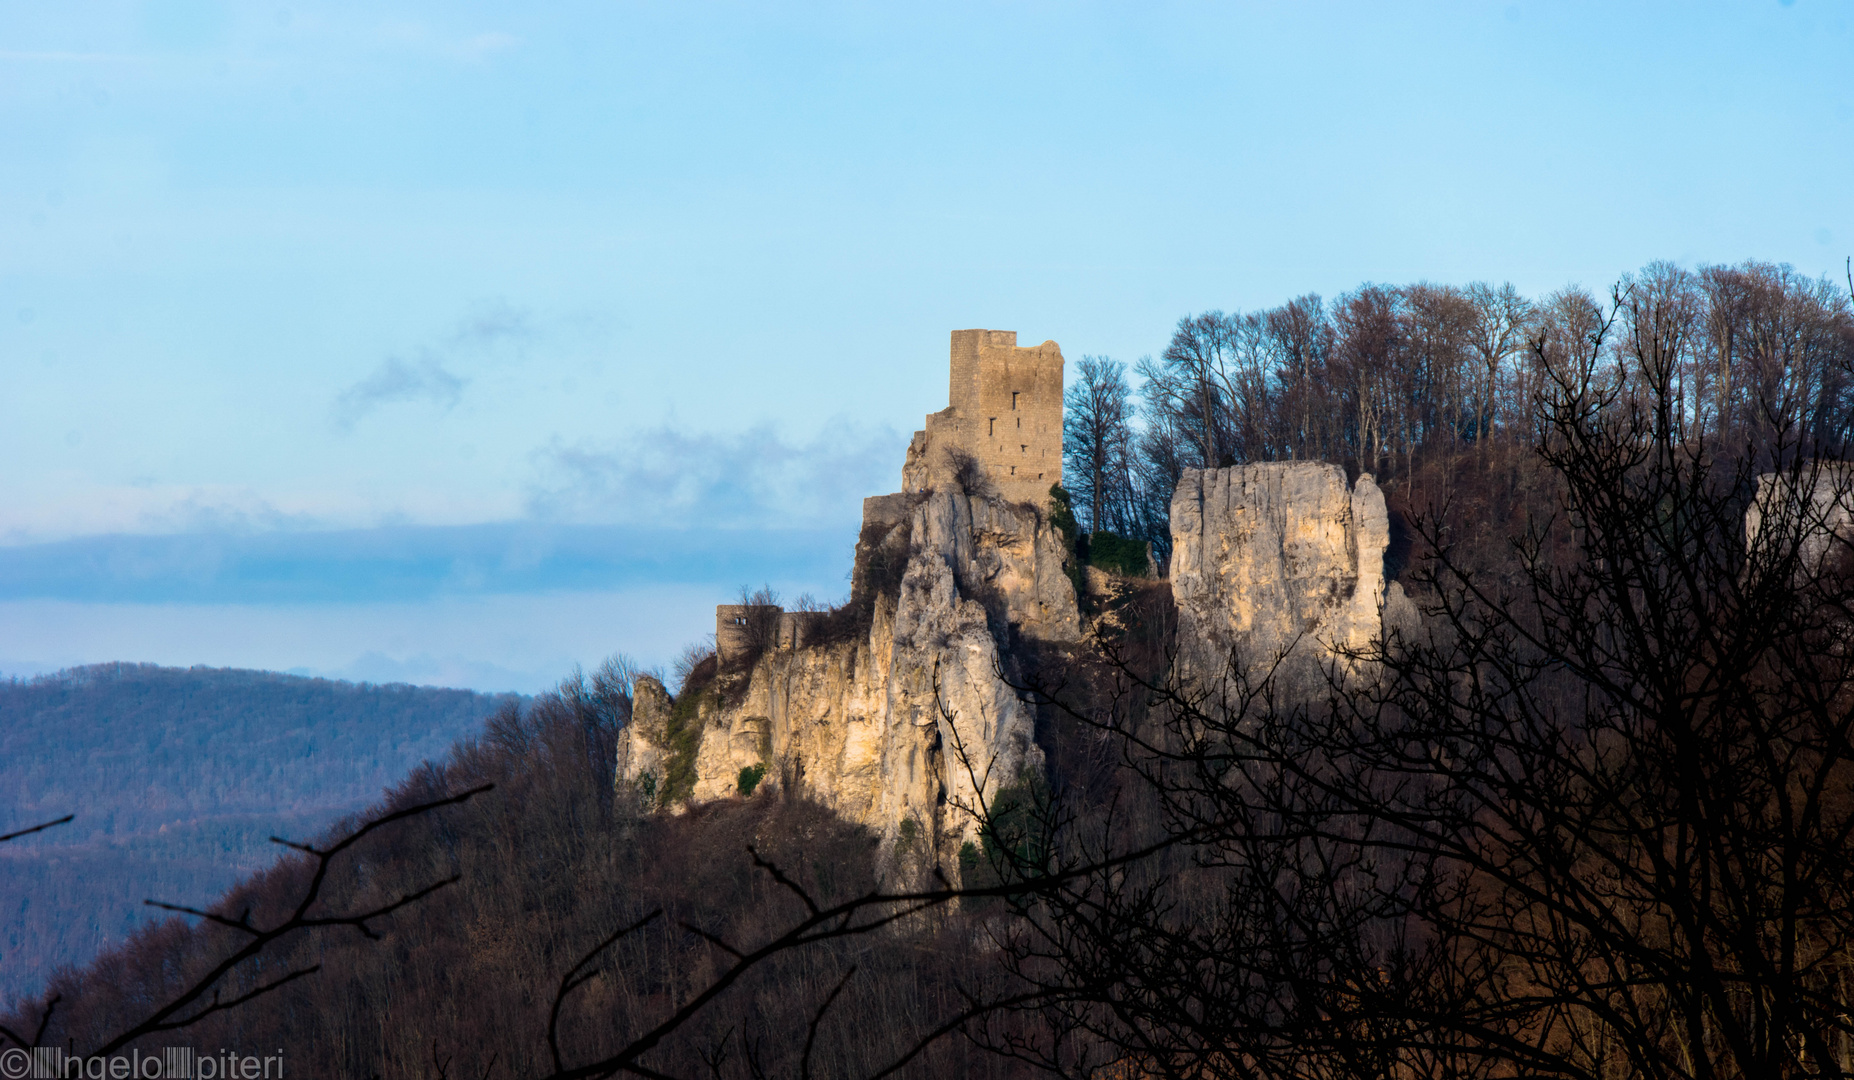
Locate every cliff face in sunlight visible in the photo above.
<box><xmin>615</xmin><ymin>460</ymin><xmax>1419</xmax><ymax>868</ymax></box>
<box><xmin>1169</xmin><ymin>463</ymin><xmax>1405</xmax><ymax>694</ymax></box>
<box><xmin>617</xmin><ymin>485</ymin><xmax>1079</xmax><ymax>862</ymax></box>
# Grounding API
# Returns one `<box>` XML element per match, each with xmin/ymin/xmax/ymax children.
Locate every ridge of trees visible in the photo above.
<box><xmin>1064</xmin><ymin>260</ymin><xmax>1854</xmax><ymax>562</ymax></box>
<box><xmin>993</xmin><ymin>268</ymin><xmax>1854</xmax><ymax>1077</ymax></box>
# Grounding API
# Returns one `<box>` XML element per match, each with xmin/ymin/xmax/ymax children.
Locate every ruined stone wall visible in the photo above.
<box><xmin>714</xmin><ymin>604</ymin><xmax>831</xmax><ymax>662</ymax></box>
<box><xmin>715</xmin><ymin>604</ymin><xmax>779</xmax><ymax>665</ymax></box>
<box><xmin>904</xmin><ymin>329</ymin><xmax>1063</xmax><ymax>504</ymax></box>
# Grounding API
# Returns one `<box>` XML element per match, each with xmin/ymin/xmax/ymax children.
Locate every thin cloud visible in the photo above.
<box><xmin>330</xmin><ymin>302</ymin><xmax>533</xmax><ymax>430</ymax></box>
<box><xmin>136</xmin><ymin>488</ymin><xmax>320</xmax><ymax>536</ymax></box>
<box><xmin>526</xmin><ymin>421</ymin><xmax>908</xmax><ymax>530</ymax></box>
<box><xmin>0</xmin><ymin>484</ymin><xmax>331</xmax><ymax>546</ymax></box>
<box><xmin>332</xmin><ymin>355</ymin><xmax>466</xmax><ymax>429</ymax></box>
<box><xmin>0</xmin><ymin>524</ymin><xmax>850</xmax><ymax>606</ymax></box>
<box><xmin>448</xmin><ymin>300</ymin><xmax>532</xmax><ymax>348</ymax></box>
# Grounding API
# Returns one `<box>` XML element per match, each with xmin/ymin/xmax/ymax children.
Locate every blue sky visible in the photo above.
<box><xmin>2</xmin><ymin>1</ymin><xmax>1850</xmax><ymax>692</ymax></box>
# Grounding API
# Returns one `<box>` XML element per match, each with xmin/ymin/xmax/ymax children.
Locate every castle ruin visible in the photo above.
<box><xmin>902</xmin><ymin>329</ymin><xmax>1065</xmax><ymax>504</ymax></box>
<box><xmin>712</xmin><ymin>329</ymin><xmax>1066</xmax><ymax>651</ymax></box>
<box><xmin>622</xmin><ymin>325</ymin><xmax>1406</xmax><ymax>861</ymax></box>
<box><xmin>714</xmin><ymin>604</ymin><xmax>820</xmax><ymax>664</ymax></box>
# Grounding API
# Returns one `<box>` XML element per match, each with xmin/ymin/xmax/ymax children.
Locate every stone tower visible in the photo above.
<box><xmin>903</xmin><ymin>329</ymin><xmax>1064</xmax><ymax>504</ymax></box>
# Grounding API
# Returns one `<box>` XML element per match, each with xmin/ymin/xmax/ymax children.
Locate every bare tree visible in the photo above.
<box><xmin>1063</xmin><ymin>356</ymin><xmax>1137</xmax><ymax>533</ymax></box>
<box><xmin>1147</xmin><ymin>312</ymin><xmax>1240</xmax><ymax>469</ymax></box>
<box><xmin>1</xmin><ymin>787</ymin><xmax>491</xmax><ymax>1057</ymax></box>
<box><xmin>1330</xmin><ymin>284</ymin><xmax>1405</xmax><ymax>474</ymax></box>
<box><xmin>1402</xmin><ymin>282</ymin><xmax>1479</xmax><ymax>459</ymax></box>
<box><xmin>1263</xmin><ymin>293</ymin><xmax>1334</xmax><ymax>461</ymax></box>
<box><xmin>0</xmin><ymin>815</ymin><xmax>72</xmax><ymax>844</ymax></box>
<box><xmin>1128</xmin><ymin>388</ymin><xmax>1192</xmax><ymax>562</ymax></box>
<box><xmin>1465</xmin><ymin>280</ymin><xmax>1535</xmax><ymax>445</ymax></box>
<box><xmin>1698</xmin><ymin>260</ymin><xmax>1854</xmax><ymax>452</ymax></box>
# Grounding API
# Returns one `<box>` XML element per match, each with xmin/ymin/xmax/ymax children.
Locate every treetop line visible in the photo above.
<box><xmin>1063</xmin><ymin>261</ymin><xmax>1854</xmax><ymax>555</ymax></box>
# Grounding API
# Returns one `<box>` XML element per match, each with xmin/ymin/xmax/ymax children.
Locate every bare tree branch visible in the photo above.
<box><xmin>0</xmin><ymin>815</ymin><xmax>73</xmax><ymax>844</ymax></box>
<box><xmin>83</xmin><ymin>782</ymin><xmax>493</xmax><ymax>1056</ymax></box>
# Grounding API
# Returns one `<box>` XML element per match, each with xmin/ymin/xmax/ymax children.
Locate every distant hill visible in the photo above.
<box><xmin>0</xmin><ymin>663</ymin><xmax>516</xmax><ymax>1003</ymax></box>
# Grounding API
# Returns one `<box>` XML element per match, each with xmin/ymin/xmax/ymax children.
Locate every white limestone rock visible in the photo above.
<box><xmin>1169</xmin><ymin>462</ymin><xmax>1392</xmax><ymax>693</ymax></box>
<box><xmin>616</xmin><ymin>487</ymin><xmax>1075</xmax><ymax>865</ymax></box>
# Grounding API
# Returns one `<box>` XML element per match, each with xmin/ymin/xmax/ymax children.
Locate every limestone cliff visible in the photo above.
<box><xmin>613</xmin><ymin>331</ymin><xmax>1419</xmax><ymax>865</ymax></box>
<box><xmin>615</xmin><ymin>485</ymin><xmax>1079</xmax><ymax>858</ymax></box>
<box><xmin>1170</xmin><ymin>462</ymin><xmax>1400</xmax><ymax>692</ymax></box>
<box><xmin>615</xmin><ymin>457</ymin><xmax>1410</xmax><ymax>856</ymax></box>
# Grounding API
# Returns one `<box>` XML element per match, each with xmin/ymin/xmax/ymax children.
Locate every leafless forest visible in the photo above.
<box><xmin>8</xmin><ymin>258</ymin><xmax>1854</xmax><ymax>1079</ymax></box>
<box><xmin>1066</xmin><ymin>260</ymin><xmax>1854</xmax><ymax>557</ymax></box>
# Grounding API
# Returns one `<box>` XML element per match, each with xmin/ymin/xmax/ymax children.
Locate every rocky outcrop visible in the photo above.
<box><xmin>615</xmin><ymin>486</ymin><xmax>1079</xmax><ymax>860</ymax></box>
<box><xmin>1746</xmin><ymin>463</ymin><xmax>1854</xmax><ymax>579</ymax></box>
<box><xmin>616</xmin><ymin>675</ymin><xmax>674</xmax><ymax>803</ymax></box>
<box><xmin>615</xmin><ymin>326</ymin><xmax>1423</xmax><ymax>870</ymax></box>
<box><xmin>616</xmin><ymin>457</ymin><xmax>1413</xmax><ymax>856</ymax></box>
<box><xmin>1170</xmin><ymin>463</ymin><xmax>1395</xmax><ymax>693</ymax></box>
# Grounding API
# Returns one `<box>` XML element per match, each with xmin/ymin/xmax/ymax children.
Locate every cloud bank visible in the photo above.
<box><xmin>0</xmin><ymin>523</ymin><xmax>852</xmax><ymax>605</ymax></box>
<box><xmin>527</xmin><ymin>421</ymin><xmax>908</xmax><ymax>530</ymax></box>
<box><xmin>0</xmin><ymin>585</ymin><xmax>724</xmax><ymax>695</ymax></box>
<box><xmin>3</xmin><ymin>416</ymin><xmax>902</xmax><ymax>551</ymax></box>
<box><xmin>0</xmin><ymin>418</ymin><xmax>908</xmax><ymax>690</ymax></box>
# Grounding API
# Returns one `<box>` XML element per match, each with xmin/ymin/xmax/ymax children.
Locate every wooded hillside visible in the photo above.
<box><xmin>0</xmin><ymin>664</ymin><xmax>515</xmax><ymax>1002</ymax></box>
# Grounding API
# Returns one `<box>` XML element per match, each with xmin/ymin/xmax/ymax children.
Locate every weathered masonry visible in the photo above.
<box><xmin>712</xmin><ymin>327</ymin><xmax>1068</xmax><ymax>658</ymax></box>
<box><xmin>617</xmin><ymin>327</ymin><xmax>1079</xmax><ymax>856</ymax></box>
<box><xmin>903</xmin><ymin>329</ymin><xmax>1064</xmax><ymax>504</ymax></box>
<box><xmin>714</xmin><ymin>604</ymin><xmax>821</xmax><ymax>664</ymax></box>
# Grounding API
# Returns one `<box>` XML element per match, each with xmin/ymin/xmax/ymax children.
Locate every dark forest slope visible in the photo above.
<box><xmin>5</xmin><ymin>673</ymin><xmax>1045</xmax><ymax>1079</ymax></box>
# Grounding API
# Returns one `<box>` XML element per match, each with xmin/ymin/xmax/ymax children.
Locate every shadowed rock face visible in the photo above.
<box><xmin>616</xmin><ymin>486</ymin><xmax>1078</xmax><ymax>862</ymax></box>
<box><xmin>615</xmin><ymin>330</ymin><xmax>1079</xmax><ymax>868</ymax></box>
<box><xmin>1746</xmin><ymin>463</ymin><xmax>1854</xmax><ymax>580</ymax></box>
<box><xmin>1169</xmin><ymin>463</ymin><xmax>1393</xmax><ymax>694</ymax></box>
